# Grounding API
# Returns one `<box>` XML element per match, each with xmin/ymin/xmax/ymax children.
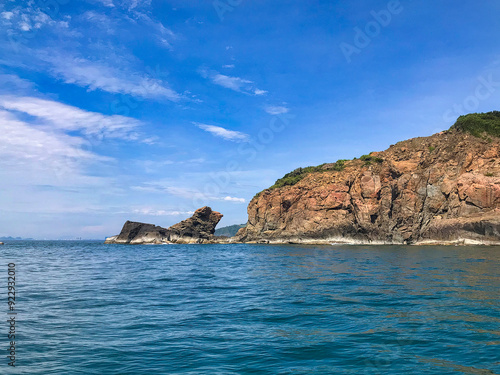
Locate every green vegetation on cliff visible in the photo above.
<box><xmin>450</xmin><ymin>111</ymin><xmax>500</xmax><ymax>138</ymax></box>
<box><xmin>270</xmin><ymin>160</ymin><xmax>347</xmax><ymax>189</ymax></box>
<box><xmin>269</xmin><ymin>154</ymin><xmax>385</xmax><ymax>190</ymax></box>
<box><xmin>359</xmin><ymin>154</ymin><xmax>384</xmax><ymax>164</ymax></box>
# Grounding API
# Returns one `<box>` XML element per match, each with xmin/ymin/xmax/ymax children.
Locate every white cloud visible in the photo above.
<box><xmin>193</xmin><ymin>122</ymin><xmax>249</xmax><ymax>142</ymax></box>
<box><xmin>0</xmin><ymin>108</ymin><xmax>111</xmax><ymax>188</ymax></box>
<box><xmin>222</xmin><ymin>196</ymin><xmax>246</xmax><ymax>203</ymax></box>
<box><xmin>132</xmin><ymin>208</ymin><xmax>194</xmax><ymax>216</ymax></box>
<box><xmin>0</xmin><ymin>73</ymin><xmax>35</xmax><ymax>93</ymax></box>
<box><xmin>38</xmin><ymin>53</ymin><xmax>181</xmax><ymax>101</ymax></box>
<box><xmin>199</xmin><ymin>68</ymin><xmax>266</xmax><ymax>96</ymax></box>
<box><xmin>1</xmin><ymin>12</ymin><xmax>14</xmax><ymax>20</ymax></box>
<box><xmin>131</xmin><ymin>11</ymin><xmax>176</xmax><ymax>49</ymax></box>
<box><xmin>212</xmin><ymin>73</ymin><xmax>252</xmax><ymax>91</ymax></box>
<box><xmin>265</xmin><ymin>105</ymin><xmax>289</xmax><ymax>115</ymax></box>
<box><xmin>222</xmin><ymin>64</ymin><xmax>235</xmax><ymax>69</ymax></box>
<box><xmin>126</xmin><ymin>0</ymin><xmax>152</xmax><ymax>9</ymax></box>
<box><xmin>0</xmin><ymin>95</ymin><xmax>142</xmax><ymax>141</ymax></box>
<box><xmin>82</xmin><ymin>11</ymin><xmax>115</xmax><ymax>33</ymax></box>
<box><xmin>131</xmin><ymin>183</ymin><xmax>246</xmax><ymax>204</ymax></box>
<box><xmin>136</xmin><ymin>159</ymin><xmax>175</xmax><ymax>173</ymax></box>
<box><xmin>95</xmin><ymin>0</ymin><xmax>150</xmax><ymax>9</ymax></box>
<box><xmin>136</xmin><ymin>157</ymin><xmax>206</xmax><ymax>173</ymax></box>
<box><xmin>131</xmin><ymin>185</ymin><xmax>200</xmax><ymax>199</ymax></box>
<box><xmin>0</xmin><ymin>8</ymin><xmax>70</xmax><ymax>32</ymax></box>
<box><xmin>0</xmin><ymin>108</ymin><xmax>100</xmax><ymax>164</ymax></box>
<box><xmin>19</xmin><ymin>22</ymin><xmax>31</xmax><ymax>31</ymax></box>
<box><xmin>96</xmin><ymin>0</ymin><xmax>115</xmax><ymax>7</ymax></box>
<box><xmin>0</xmin><ymin>100</ymin><xmax>147</xmax><ymax>225</ymax></box>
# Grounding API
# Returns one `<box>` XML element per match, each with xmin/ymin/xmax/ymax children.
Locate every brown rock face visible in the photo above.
<box><xmin>105</xmin><ymin>206</ymin><xmax>223</xmax><ymax>244</ymax></box>
<box><xmin>169</xmin><ymin>206</ymin><xmax>224</xmax><ymax>241</ymax></box>
<box><xmin>236</xmin><ymin>130</ymin><xmax>500</xmax><ymax>245</ymax></box>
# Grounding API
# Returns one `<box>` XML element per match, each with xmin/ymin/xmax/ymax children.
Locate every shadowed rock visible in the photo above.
<box><xmin>168</xmin><ymin>206</ymin><xmax>223</xmax><ymax>242</ymax></box>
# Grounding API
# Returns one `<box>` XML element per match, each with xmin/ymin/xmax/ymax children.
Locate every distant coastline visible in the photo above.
<box><xmin>0</xmin><ymin>236</ymin><xmax>34</xmax><ymax>241</ymax></box>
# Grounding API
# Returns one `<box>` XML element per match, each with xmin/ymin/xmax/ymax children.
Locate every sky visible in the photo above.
<box><xmin>0</xmin><ymin>0</ymin><xmax>500</xmax><ymax>239</ymax></box>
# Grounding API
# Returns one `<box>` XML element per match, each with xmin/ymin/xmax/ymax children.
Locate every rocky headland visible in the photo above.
<box><xmin>106</xmin><ymin>112</ymin><xmax>500</xmax><ymax>246</ymax></box>
<box><xmin>105</xmin><ymin>206</ymin><xmax>224</xmax><ymax>244</ymax></box>
<box><xmin>236</xmin><ymin>112</ymin><xmax>500</xmax><ymax>245</ymax></box>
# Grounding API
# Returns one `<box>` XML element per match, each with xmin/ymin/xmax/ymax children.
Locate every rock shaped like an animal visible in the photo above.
<box><xmin>105</xmin><ymin>206</ymin><xmax>223</xmax><ymax>244</ymax></box>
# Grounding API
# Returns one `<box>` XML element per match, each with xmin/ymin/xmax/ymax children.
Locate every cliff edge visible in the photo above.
<box><xmin>236</xmin><ymin>112</ymin><xmax>500</xmax><ymax>245</ymax></box>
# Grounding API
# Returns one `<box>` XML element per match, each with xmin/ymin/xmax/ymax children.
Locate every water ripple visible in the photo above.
<box><xmin>0</xmin><ymin>241</ymin><xmax>499</xmax><ymax>374</ymax></box>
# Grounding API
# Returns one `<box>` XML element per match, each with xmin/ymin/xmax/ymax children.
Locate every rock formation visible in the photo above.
<box><xmin>236</xmin><ymin>114</ymin><xmax>500</xmax><ymax>245</ymax></box>
<box><xmin>105</xmin><ymin>206</ymin><xmax>223</xmax><ymax>244</ymax></box>
<box><xmin>168</xmin><ymin>206</ymin><xmax>223</xmax><ymax>241</ymax></box>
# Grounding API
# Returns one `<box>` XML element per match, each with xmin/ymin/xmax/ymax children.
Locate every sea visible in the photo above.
<box><xmin>1</xmin><ymin>241</ymin><xmax>499</xmax><ymax>374</ymax></box>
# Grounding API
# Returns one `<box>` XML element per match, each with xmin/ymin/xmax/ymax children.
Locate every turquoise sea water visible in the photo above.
<box><xmin>1</xmin><ymin>241</ymin><xmax>499</xmax><ymax>374</ymax></box>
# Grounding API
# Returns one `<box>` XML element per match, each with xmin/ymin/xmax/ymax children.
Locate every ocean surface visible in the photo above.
<box><xmin>1</xmin><ymin>241</ymin><xmax>499</xmax><ymax>374</ymax></box>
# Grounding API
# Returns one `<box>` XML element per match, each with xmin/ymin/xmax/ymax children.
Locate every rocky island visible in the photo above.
<box><xmin>106</xmin><ymin>112</ymin><xmax>500</xmax><ymax>245</ymax></box>
<box><xmin>105</xmin><ymin>206</ymin><xmax>224</xmax><ymax>244</ymax></box>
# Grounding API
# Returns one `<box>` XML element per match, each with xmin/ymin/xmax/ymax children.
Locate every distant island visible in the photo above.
<box><xmin>106</xmin><ymin>112</ymin><xmax>500</xmax><ymax>245</ymax></box>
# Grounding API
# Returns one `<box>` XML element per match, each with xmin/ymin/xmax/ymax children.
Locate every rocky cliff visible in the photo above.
<box><xmin>236</xmin><ymin>112</ymin><xmax>500</xmax><ymax>245</ymax></box>
<box><xmin>105</xmin><ymin>206</ymin><xmax>223</xmax><ymax>244</ymax></box>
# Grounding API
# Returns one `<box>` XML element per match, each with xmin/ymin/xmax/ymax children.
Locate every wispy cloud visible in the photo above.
<box><xmin>136</xmin><ymin>158</ymin><xmax>206</xmax><ymax>173</ymax></box>
<box><xmin>0</xmin><ymin>73</ymin><xmax>35</xmax><ymax>93</ymax></box>
<box><xmin>96</xmin><ymin>0</ymin><xmax>152</xmax><ymax>10</ymax></box>
<box><xmin>212</xmin><ymin>73</ymin><xmax>252</xmax><ymax>91</ymax></box>
<box><xmin>132</xmin><ymin>208</ymin><xmax>194</xmax><ymax>216</ymax></box>
<box><xmin>0</xmin><ymin>108</ymin><xmax>100</xmax><ymax>164</ymax></box>
<box><xmin>222</xmin><ymin>196</ymin><xmax>246</xmax><ymax>203</ymax></box>
<box><xmin>0</xmin><ymin>95</ymin><xmax>142</xmax><ymax>141</ymax></box>
<box><xmin>95</xmin><ymin>0</ymin><xmax>115</xmax><ymax>7</ymax></box>
<box><xmin>199</xmin><ymin>67</ymin><xmax>266</xmax><ymax>96</ymax></box>
<box><xmin>131</xmin><ymin>11</ymin><xmax>176</xmax><ymax>49</ymax></box>
<box><xmin>81</xmin><ymin>11</ymin><xmax>115</xmax><ymax>34</ymax></box>
<box><xmin>131</xmin><ymin>183</ymin><xmax>246</xmax><ymax>203</ymax></box>
<box><xmin>1</xmin><ymin>12</ymin><xmax>14</xmax><ymax>20</ymax></box>
<box><xmin>0</xmin><ymin>7</ymin><xmax>71</xmax><ymax>33</ymax></box>
<box><xmin>131</xmin><ymin>185</ymin><xmax>200</xmax><ymax>199</ymax></box>
<box><xmin>0</xmin><ymin>108</ymin><xmax>112</xmax><ymax>189</ymax></box>
<box><xmin>193</xmin><ymin>122</ymin><xmax>249</xmax><ymax>142</ymax></box>
<box><xmin>38</xmin><ymin>53</ymin><xmax>181</xmax><ymax>101</ymax></box>
<box><xmin>265</xmin><ymin>105</ymin><xmax>289</xmax><ymax>115</ymax></box>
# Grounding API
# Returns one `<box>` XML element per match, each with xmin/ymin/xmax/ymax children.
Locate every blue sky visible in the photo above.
<box><xmin>1</xmin><ymin>0</ymin><xmax>499</xmax><ymax>239</ymax></box>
